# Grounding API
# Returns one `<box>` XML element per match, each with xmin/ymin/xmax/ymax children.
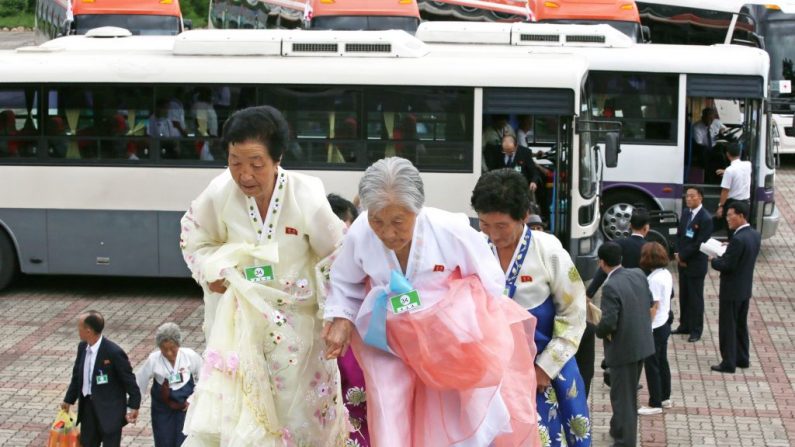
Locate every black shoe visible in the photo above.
<box><xmin>673</xmin><ymin>326</ymin><xmax>690</xmax><ymax>335</ymax></box>
<box><xmin>637</xmin><ymin>383</ymin><xmax>643</xmax><ymax>390</ymax></box>
<box><xmin>737</xmin><ymin>363</ymin><xmax>750</xmax><ymax>369</ymax></box>
<box><xmin>688</xmin><ymin>335</ymin><xmax>701</xmax><ymax>342</ymax></box>
<box><xmin>604</xmin><ymin>372</ymin><xmax>611</xmax><ymax>387</ymax></box>
<box><xmin>711</xmin><ymin>364</ymin><xmax>735</xmax><ymax>374</ymax></box>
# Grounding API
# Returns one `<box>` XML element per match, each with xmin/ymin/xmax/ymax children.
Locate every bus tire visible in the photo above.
<box><xmin>601</xmin><ymin>190</ymin><xmax>656</xmax><ymax>241</ymax></box>
<box><xmin>0</xmin><ymin>231</ymin><xmax>18</xmax><ymax>291</ymax></box>
<box><xmin>645</xmin><ymin>228</ymin><xmax>671</xmax><ymax>255</ymax></box>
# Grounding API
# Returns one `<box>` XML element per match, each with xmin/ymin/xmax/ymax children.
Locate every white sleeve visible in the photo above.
<box><xmin>535</xmin><ymin>233</ymin><xmax>587</xmax><ymax>379</ymax></box>
<box><xmin>324</xmin><ymin>218</ymin><xmax>369</xmax><ymax>322</ymax></box>
<box><xmin>647</xmin><ymin>274</ymin><xmax>665</xmax><ymax>302</ymax></box>
<box><xmin>186</xmin><ymin>349</ymin><xmax>204</xmax><ymax>381</ymax></box>
<box><xmin>446</xmin><ymin>216</ymin><xmax>505</xmax><ymax>299</ymax></box>
<box><xmin>720</xmin><ymin>167</ymin><xmax>733</xmax><ymax>190</ymax></box>
<box><xmin>134</xmin><ymin>354</ymin><xmax>155</xmax><ymax>405</ymax></box>
<box><xmin>299</xmin><ymin>176</ymin><xmax>345</xmax><ymax>259</ymax></box>
<box><xmin>180</xmin><ymin>176</ymin><xmax>228</xmax><ymax>286</ymax></box>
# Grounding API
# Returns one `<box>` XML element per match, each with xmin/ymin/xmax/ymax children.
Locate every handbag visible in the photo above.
<box><xmin>47</xmin><ymin>409</ymin><xmax>80</xmax><ymax>447</ymax></box>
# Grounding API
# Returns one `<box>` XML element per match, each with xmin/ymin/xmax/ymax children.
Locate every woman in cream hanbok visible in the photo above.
<box><xmin>323</xmin><ymin>157</ymin><xmax>541</xmax><ymax>447</ymax></box>
<box><xmin>179</xmin><ymin>106</ymin><xmax>348</xmax><ymax>446</ymax></box>
<box><xmin>472</xmin><ymin>169</ymin><xmax>591</xmax><ymax>447</ymax></box>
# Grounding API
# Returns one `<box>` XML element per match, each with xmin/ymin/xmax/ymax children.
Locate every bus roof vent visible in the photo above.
<box><xmin>281</xmin><ymin>30</ymin><xmax>428</xmax><ymax>58</ymax></box>
<box><xmin>174</xmin><ymin>30</ymin><xmax>282</xmax><ymax>56</ymax></box>
<box><xmin>512</xmin><ymin>23</ymin><xmax>632</xmax><ymax>48</ymax></box>
<box><xmin>415</xmin><ymin>22</ymin><xmax>512</xmax><ymax>45</ymax></box>
<box><xmin>84</xmin><ymin>26</ymin><xmax>133</xmax><ymax>38</ymax></box>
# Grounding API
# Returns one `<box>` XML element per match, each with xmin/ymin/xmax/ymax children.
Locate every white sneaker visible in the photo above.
<box><xmin>638</xmin><ymin>406</ymin><xmax>663</xmax><ymax>416</ymax></box>
<box><xmin>661</xmin><ymin>399</ymin><xmax>673</xmax><ymax>409</ymax></box>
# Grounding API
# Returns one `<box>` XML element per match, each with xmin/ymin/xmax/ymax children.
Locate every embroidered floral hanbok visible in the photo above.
<box><xmin>491</xmin><ymin>227</ymin><xmax>591</xmax><ymax>447</ymax></box>
<box><xmin>179</xmin><ymin>167</ymin><xmax>348</xmax><ymax>446</ymax></box>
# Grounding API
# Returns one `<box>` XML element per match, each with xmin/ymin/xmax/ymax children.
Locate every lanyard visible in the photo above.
<box><xmin>491</xmin><ymin>227</ymin><xmax>532</xmax><ymax>299</ymax></box>
<box><xmin>160</xmin><ymin>353</ymin><xmax>180</xmax><ymax>377</ymax></box>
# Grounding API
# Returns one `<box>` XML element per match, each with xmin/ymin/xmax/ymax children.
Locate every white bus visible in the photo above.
<box><xmin>418</xmin><ymin>21</ymin><xmax>780</xmax><ymax>245</ymax></box>
<box><xmin>0</xmin><ymin>28</ymin><xmax>608</xmax><ymax>289</ymax></box>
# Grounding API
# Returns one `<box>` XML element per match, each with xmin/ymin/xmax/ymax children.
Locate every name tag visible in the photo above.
<box><xmin>389</xmin><ymin>290</ymin><xmax>421</xmax><ymax>314</ymax></box>
<box><xmin>168</xmin><ymin>372</ymin><xmax>183</xmax><ymax>384</ymax></box>
<box><xmin>96</xmin><ymin>373</ymin><xmax>109</xmax><ymax>385</ymax></box>
<box><xmin>244</xmin><ymin>265</ymin><xmax>274</xmax><ymax>282</ymax></box>
<box><xmin>513</xmin><ymin>165</ymin><xmax>522</xmax><ymax>173</ymax></box>
<box><xmin>685</xmin><ymin>229</ymin><xmax>695</xmax><ymax>239</ymax></box>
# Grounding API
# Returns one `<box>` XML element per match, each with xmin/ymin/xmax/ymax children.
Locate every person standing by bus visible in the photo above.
<box><xmin>179</xmin><ymin>106</ymin><xmax>349</xmax><ymax>445</ymax></box>
<box><xmin>673</xmin><ymin>186</ymin><xmax>713</xmax><ymax>342</ymax></box>
<box><xmin>716</xmin><ymin>143</ymin><xmax>751</xmax><ymax>239</ymax></box>
<box><xmin>472</xmin><ymin>169</ymin><xmax>591</xmax><ymax>447</ymax></box>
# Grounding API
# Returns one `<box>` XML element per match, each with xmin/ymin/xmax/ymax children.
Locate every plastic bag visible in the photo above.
<box><xmin>47</xmin><ymin>410</ymin><xmax>80</xmax><ymax>447</ymax></box>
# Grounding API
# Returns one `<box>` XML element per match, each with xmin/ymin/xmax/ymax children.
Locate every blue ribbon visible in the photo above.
<box><xmin>363</xmin><ymin>270</ymin><xmax>414</xmax><ymax>354</ymax></box>
<box><xmin>490</xmin><ymin>227</ymin><xmax>532</xmax><ymax>299</ymax></box>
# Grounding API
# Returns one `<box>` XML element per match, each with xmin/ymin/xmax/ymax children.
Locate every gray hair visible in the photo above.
<box><xmin>155</xmin><ymin>322</ymin><xmax>182</xmax><ymax>347</ymax></box>
<box><xmin>358</xmin><ymin>157</ymin><xmax>424</xmax><ymax>214</ymax></box>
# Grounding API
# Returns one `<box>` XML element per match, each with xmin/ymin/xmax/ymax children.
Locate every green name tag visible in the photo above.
<box><xmin>168</xmin><ymin>372</ymin><xmax>183</xmax><ymax>384</ymax></box>
<box><xmin>96</xmin><ymin>373</ymin><xmax>109</xmax><ymax>385</ymax></box>
<box><xmin>389</xmin><ymin>290</ymin><xmax>422</xmax><ymax>314</ymax></box>
<box><xmin>244</xmin><ymin>265</ymin><xmax>274</xmax><ymax>282</ymax></box>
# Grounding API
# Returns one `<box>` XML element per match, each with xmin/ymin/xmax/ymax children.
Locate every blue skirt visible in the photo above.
<box><xmin>151</xmin><ymin>377</ymin><xmax>194</xmax><ymax>447</ymax></box>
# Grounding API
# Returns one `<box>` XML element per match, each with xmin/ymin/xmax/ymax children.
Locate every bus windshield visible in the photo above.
<box><xmin>74</xmin><ymin>14</ymin><xmax>180</xmax><ymax>36</ymax></box>
<box><xmin>310</xmin><ymin>16</ymin><xmax>420</xmax><ymax>32</ymax></box>
<box><xmin>760</xmin><ymin>19</ymin><xmax>795</xmax><ymax>113</ymax></box>
<box><xmin>545</xmin><ymin>19</ymin><xmax>642</xmax><ymax>41</ymax></box>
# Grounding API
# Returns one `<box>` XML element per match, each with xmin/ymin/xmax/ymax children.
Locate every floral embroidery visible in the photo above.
<box><xmin>345</xmin><ymin>387</ymin><xmax>366</xmax><ymax>407</ymax></box>
<box><xmin>270</xmin><ymin>332</ymin><xmax>284</xmax><ymax>345</ymax></box>
<box><xmin>567</xmin><ymin>415</ymin><xmax>591</xmax><ymax>443</ymax></box>
<box><xmin>273</xmin><ymin>311</ymin><xmax>286</xmax><ymax>327</ymax></box>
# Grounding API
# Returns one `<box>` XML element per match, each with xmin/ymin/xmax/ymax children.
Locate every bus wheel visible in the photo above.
<box><xmin>601</xmin><ymin>190</ymin><xmax>655</xmax><ymax>240</ymax></box>
<box><xmin>0</xmin><ymin>231</ymin><xmax>18</xmax><ymax>291</ymax></box>
<box><xmin>645</xmin><ymin>228</ymin><xmax>671</xmax><ymax>255</ymax></box>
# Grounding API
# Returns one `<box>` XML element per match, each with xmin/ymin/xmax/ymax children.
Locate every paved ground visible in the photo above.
<box><xmin>0</xmin><ymin>131</ymin><xmax>793</xmax><ymax>445</ymax></box>
<box><xmin>0</xmin><ymin>31</ymin><xmax>35</xmax><ymax>50</ymax></box>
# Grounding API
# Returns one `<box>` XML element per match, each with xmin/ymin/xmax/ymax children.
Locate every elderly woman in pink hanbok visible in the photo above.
<box><xmin>322</xmin><ymin>157</ymin><xmax>541</xmax><ymax>447</ymax></box>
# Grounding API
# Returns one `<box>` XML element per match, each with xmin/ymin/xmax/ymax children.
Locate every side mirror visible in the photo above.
<box><xmin>641</xmin><ymin>25</ymin><xmax>651</xmax><ymax>43</ymax></box>
<box><xmin>604</xmin><ymin>131</ymin><xmax>620</xmax><ymax>168</ymax></box>
<box><xmin>183</xmin><ymin>19</ymin><xmax>193</xmax><ymax>31</ymax></box>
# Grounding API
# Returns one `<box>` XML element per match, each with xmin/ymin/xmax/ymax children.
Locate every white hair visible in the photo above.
<box><xmin>155</xmin><ymin>322</ymin><xmax>182</xmax><ymax>347</ymax></box>
<box><xmin>358</xmin><ymin>157</ymin><xmax>424</xmax><ymax>214</ymax></box>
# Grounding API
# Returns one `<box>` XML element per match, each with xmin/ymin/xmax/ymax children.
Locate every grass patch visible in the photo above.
<box><xmin>0</xmin><ymin>13</ymin><xmax>34</xmax><ymax>29</ymax></box>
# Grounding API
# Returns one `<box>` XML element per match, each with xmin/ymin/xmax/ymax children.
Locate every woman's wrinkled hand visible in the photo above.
<box><xmin>208</xmin><ymin>279</ymin><xmax>227</xmax><ymax>294</ymax></box>
<box><xmin>535</xmin><ymin>365</ymin><xmax>552</xmax><ymax>393</ymax></box>
<box><xmin>322</xmin><ymin>318</ymin><xmax>354</xmax><ymax>360</ymax></box>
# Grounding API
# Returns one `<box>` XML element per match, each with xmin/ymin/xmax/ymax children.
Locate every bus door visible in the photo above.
<box><xmin>482</xmin><ymin>88</ymin><xmax>575</xmax><ymax>246</ymax></box>
<box><xmin>685</xmin><ymin>74</ymin><xmax>764</xmax><ymax>236</ymax></box>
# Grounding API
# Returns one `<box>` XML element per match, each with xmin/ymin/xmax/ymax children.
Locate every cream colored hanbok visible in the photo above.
<box><xmin>179</xmin><ymin>167</ymin><xmax>348</xmax><ymax>446</ymax></box>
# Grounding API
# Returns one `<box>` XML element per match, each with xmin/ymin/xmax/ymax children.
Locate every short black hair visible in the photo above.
<box><xmin>701</xmin><ymin>107</ymin><xmax>716</xmax><ymax>117</ymax></box>
<box><xmin>327</xmin><ymin>193</ymin><xmax>358</xmax><ymax>222</ymax></box>
<box><xmin>727</xmin><ymin>142</ymin><xmax>742</xmax><ymax>158</ymax></box>
<box><xmin>81</xmin><ymin>310</ymin><xmax>105</xmax><ymax>334</ymax></box>
<box><xmin>630</xmin><ymin>208</ymin><xmax>650</xmax><ymax>230</ymax></box>
<box><xmin>685</xmin><ymin>185</ymin><xmax>704</xmax><ymax>198</ymax></box>
<box><xmin>221</xmin><ymin>106</ymin><xmax>289</xmax><ymax>162</ymax></box>
<box><xmin>471</xmin><ymin>169</ymin><xmax>531</xmax><ymax>221</ymax></box>
<box><xmin>598</xmin><ymin>241</ymin><xmax>622</xmax><ymax>267</ymax></box>
<box><xmin>727</xmin><ymin>201</ymin><xmax>750</xmax><ymax>220</ymax></box>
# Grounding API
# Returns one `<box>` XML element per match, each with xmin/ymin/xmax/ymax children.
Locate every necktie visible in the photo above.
<box><xmin>82</xmin><ymin>347</ymin><xmax>92</xmax><ymax>396</ymax></box>
<box><xmin>707</xmin><ymin>129</ymin><xmax>713</xmax><ymax>148</ymax></box>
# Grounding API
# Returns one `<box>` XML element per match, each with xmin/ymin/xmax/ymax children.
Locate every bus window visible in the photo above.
<box><xmin>46</xmin><ymin>86</ymin><xmax>152</xmax><ymax>161</ymax></box>
<box><xmin>0</xmin><ymin>88</ymin><xmax>38</xmax><ymax>159</ymax></box>
<box><xmin>73</xmin><ymin>14</ymin><xmax>181</xmax><ymax>36</ymax></box>
<box><xmin>365</xmin><ymin>87</ymin><xmax>473</xmax><ymax>171</ymax></box>
<box><xmin>269</xmin><ymin>87</ymin><xmax>363</xmax><ymax>166</ymax></box>
<box><xmin>589</xmin><ymin>71</ymin><xmax>678</xmax><ymax>144</ymax></box>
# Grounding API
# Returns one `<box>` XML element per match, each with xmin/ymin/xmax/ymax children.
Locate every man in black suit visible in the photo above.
<box><xmin>62</xmin><ymin>310</ymin><xmax>141</xmax><ymax>447</ymax></box>
<box><xmin>710</xmin><ymin>202</ymin><xmax>761</xmax><ymax>373</ymax></box>
<box><xmin>487</xmin><ymin>134</ymin><xmax>546</xmax><ymax>207</ymax></box>
<box><xmin>595</xmin><ymin>242</ymin><xmax>655</xmax><ymax>447</ymax></box>
<box><xmin>674</xmin><ymin>186</ymin><xmax>714</xmax><ymax>342</ymax></box>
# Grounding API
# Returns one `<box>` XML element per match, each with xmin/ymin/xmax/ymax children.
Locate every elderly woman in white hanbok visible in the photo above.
<box><xmin>323</xmin><ymin>157</ymin><xmax>541</xmax><ymax>447</ymax></box>
<box><xmin>179</xmin><ymin>106</ymin><xmax>348</xmax><ymax>446</ymax></box>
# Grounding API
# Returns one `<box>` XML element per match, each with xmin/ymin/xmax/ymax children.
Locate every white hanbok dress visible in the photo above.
<box><xmin>179</xmin><ymin>167</ymin><xmax>348</xmax><ymax>446</ymax></box>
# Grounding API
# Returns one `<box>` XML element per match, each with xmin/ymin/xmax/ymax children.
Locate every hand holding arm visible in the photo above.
<box><xmin>323</xmin><ymin>318</ymin><xmax>355</xmax><ymax>359</ymax></box>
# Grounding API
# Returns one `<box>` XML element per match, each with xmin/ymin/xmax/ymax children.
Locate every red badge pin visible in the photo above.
<box><xmin>433</xmin><ymin>264</ymin><xmax>445</xmax><ymax>272</ymax></box>
<box><xmin>285</xmin><ymin>227</ymin><xmax>298</xmax><ymax>235</ymax></box>
<box><xmin>521</xmin><ymin>275</ymin><xmax>533</xmax><ymax>283</ymax></box>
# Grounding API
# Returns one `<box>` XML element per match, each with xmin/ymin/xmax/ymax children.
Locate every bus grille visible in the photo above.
<box><xmin>345</xmin><ymin>43</ymin><xmax>392</xmax><ymax>53</ymax></box>
<box><xmin>566</xmin><ymin>35</ymin><xmax>606</xmax><ymax>43</ymax></box>
<box><xmin>292</xmin><ymin>43</ymin><xmax>339</xmax><ymax>53</ymax></box>
<box><xmin>520</xmin><ymin>34</ymin><xmax>559</xmax><ymax>42</ymax></box>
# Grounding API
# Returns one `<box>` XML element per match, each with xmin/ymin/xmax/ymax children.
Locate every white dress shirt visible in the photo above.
<box><xmin>721</xmin><ymin>158</ymin><xmax>752</xmax><ymax>200</ymax></box>
<box><xmin>135</xmin><ymin>347</ymin><xmax>203</xmax><ymax>402</ymax></box>
<box><xmin>82</xmin><ymin>336</ymin><xmax>103</xmax><ymax>397</ymax></box>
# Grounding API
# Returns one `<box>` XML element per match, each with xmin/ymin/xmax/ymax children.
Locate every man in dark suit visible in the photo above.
<box><xmin>487</xmin><ymin>134</ymin><xmax>546</xmax><ymax>207</ymax></box>
<box><xmin>595</xmin><ymin>242</ymin><xmax>655</xmax><ymax>447</ymax></box>
<box><xmin>710</xmin><ymin>202</ymin><xmax>761</xmax><ymax>373</ymax></box>
<box><xmin>62</xmin><ymin>310</ymin><xmax>141</xmax><ymax>447</ymax></box>
<box><xmin>674</xmin><ymin>186</ymin><xmax>714</xmax><ymax>342</ymax></box>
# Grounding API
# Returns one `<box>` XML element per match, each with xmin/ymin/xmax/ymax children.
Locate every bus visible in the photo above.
<box><xmin>417</xmin><ymin>21</ymin><xmax>780</xmax><ymax>247</ymax></box>
<box><xmin>0</xmin><ymin>29</ymin><xmax>608</xmax><ymax>290</ymax></box>
<box><xmin>533</xmin><ymin>0</ymin><xmax>649</xmax><ymax>42</ymax></box>
<box><xmin>34</xmin><ymin>0</ymin><xmax>186</xmax><ymax>43</ymax></box>
<box><xmin>635</xmin><ymin>1</ymin><xmax>795</xmax><ymax>154</ymax></box>
<box><xmin>209</xmin><ymin>0</ymin><xmax>420</xmax><ymax>32</ymax></box>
